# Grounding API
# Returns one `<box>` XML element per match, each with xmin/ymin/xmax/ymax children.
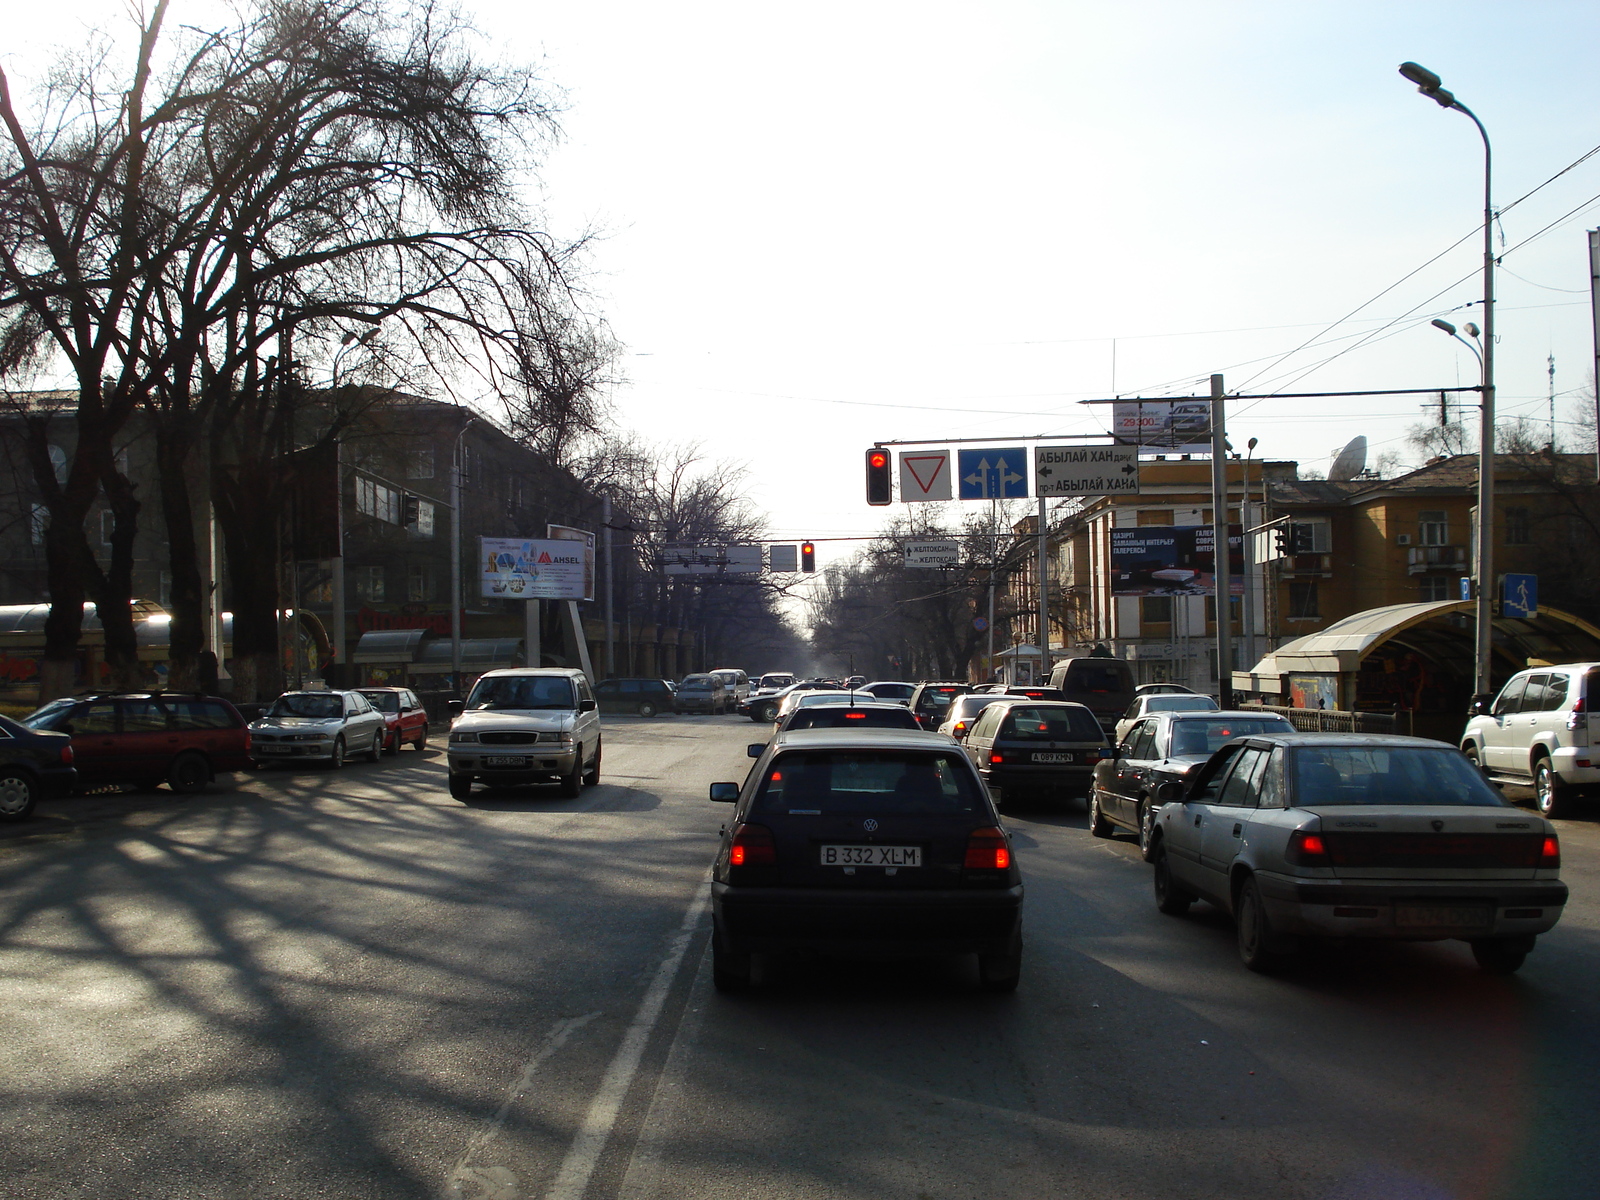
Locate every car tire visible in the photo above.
<box><xmin>559</xmin><ymin>748</ymin><xmax>583</xmax><ymax>798</ymax></box>
<box><xmin>1137</xmin><ymin>801</ymin><xmax>1156</xmax><ymax>861</ymax></box>
<box><xmin>1533</xmin><ymin>757</ymin><xmax>1573</xmax><ymax>819</ymax></box>
<box><xmin>760</xmin><ymin>703</ymin><xmax>779</xmax><ymax>722</ymax></box>
<box><xmin>0</xmin><ymin>770</ymin><xmax>38</xmax><ymax>821</ymax></box>
<box><xmin>583</xmin><ymin>739</ymin><xmax>602</xmax><ymax>788</ymax></box>
<box><xmin>365</xmin><ymin>730</ymin><xmax>383</xmax><ymax>763</ymax></box>
<box><xmin>329</xmin><ymin>736</ymin><xmax>346</xmax><ymax>769</ymax></box>
<box><xmin>1236</xmin><ymin>875</ymin><xmax>1294</xmax><ymax>973</ymax></box>
<box><xmin>638</xmin><ymin>701</ymin><xmax>657</xmax><ymax>718</ymax></box>
<box><xmin>415</xmin><ymin>724</ymin><xmax>428</xmax><ymax>751</ymax></box>
<box><xmin>1152</xmin><ymin>844</ymin><xmax>1194</xmax><ymax>915</ymax></box>
<box><xmin>1088</xmin><ymin>789</ymin><xmax>1113</xmax><ymax>837</ymax></box>
<box><xmin>167</xmin><ymin>751</ymin><xmax>211</xmax><ymax>795</ymax></box>
<box><xmin>383</xmin><ymin>730</ymin><xmax>400</xmax><ymax>755</ymax></box>
<box><xmin>712</xmin><ymin>926</ymin><xmax>752</xmax><ymax>992</ymax></box>
<box><xmin>1471</xmin><ymin>936</ymin><xmax>1533</xmax><ymax>975</ymax></box>
<box><xmin>448</xmin><ymin>773</ymin><xmax>473</xmax><ymax>801</ymax></box>
<box><xmin>1463</xmin><ymin>743</ymin><xmax>1485</xmax><ymax>773</ymax></box>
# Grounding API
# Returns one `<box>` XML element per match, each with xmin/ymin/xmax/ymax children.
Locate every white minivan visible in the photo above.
<box><xmin>710</xmin><ymin>668</ymin><xmax>750</xmax><ymax>704</ymax></box>
<box><xmin>1460</xmin><ymin>663</ymin><xmax>1600</xmax><ymax>817</ymax></box>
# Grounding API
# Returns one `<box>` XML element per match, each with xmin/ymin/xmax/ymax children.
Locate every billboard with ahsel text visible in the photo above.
<box><xmin>480</xmin><ymin>537</ymin><xmax>588</xmax><ymax>599</ymax></box>
<box><xmin>1110</xmin><ymin>525</ymin><xmax>1243</xmax><ymax>596</ymax></box>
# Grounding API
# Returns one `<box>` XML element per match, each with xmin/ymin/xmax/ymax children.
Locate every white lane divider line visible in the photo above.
<box><xmin>444</xmin><ymin>1011</ymin><xmax>602</xmax><ymax>1200</ymax></box>
<box><xmin>541</xmin><ymin>874</ymin><xmax>712</xmax><ymax>1200</ymax></box>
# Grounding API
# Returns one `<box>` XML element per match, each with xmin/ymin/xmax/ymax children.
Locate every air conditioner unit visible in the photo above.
<box><xmin>1396</xmin><ymin>534</ymin><xmax>1412</xmax><ymax>545</ymax></box>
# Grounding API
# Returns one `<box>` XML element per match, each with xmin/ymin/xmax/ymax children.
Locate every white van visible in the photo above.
<box><xmin>710</xmin><ymin>668</ymin><xmax>751</xmax><ymax>704</ymax></box>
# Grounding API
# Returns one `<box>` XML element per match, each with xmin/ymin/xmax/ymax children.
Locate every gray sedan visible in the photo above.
<box><xmin>249</xmin><ymin>690</ymin><xmax>388</xmax><ymax>767</ymax></box>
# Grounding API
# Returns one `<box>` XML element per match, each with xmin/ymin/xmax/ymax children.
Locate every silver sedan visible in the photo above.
<box><xmin>248</xmin><ymin>691</ymin><xmax>388</xmax><ymax>767</ymax></box>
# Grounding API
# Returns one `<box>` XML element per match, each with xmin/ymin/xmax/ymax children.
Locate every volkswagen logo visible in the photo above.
<box><xmin>1431</xmin><ymin>819</ymin><xmax>1445</xmax><ymax>832</ymax></box>
<box><xmin>863</xmin><ymin>818</ymin><xmax>879</xmax><ymax>832</ymax></box>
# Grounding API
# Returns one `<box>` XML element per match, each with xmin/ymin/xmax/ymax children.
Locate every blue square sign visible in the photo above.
<box><xmin>1502</xmin><ymin>573</ymin><xmax>1537</xmax><ymax>618</ymax></box>
<box><xmin>957</xmin><ymin>448</ymin><xmax>1029</xmax><ymax>499</ymax></box>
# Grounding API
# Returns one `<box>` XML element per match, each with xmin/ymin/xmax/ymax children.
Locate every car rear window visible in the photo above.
<box><xmin>1061</xmin><ymin>665</ymin><xmax>1128</xmax><ymax>694</ymax></box>
<box><xmin>1000</xmin><ymin>706</ymin><xmax>1103</xmax><ymax>741</ymax></box>
<box><xmin>915</xmin><ymin>686</ymin><xmax>967</xmax><ymax>711</ymax></box>
<box><xmin>359</xmin><ymin>692</ymin><xmax>401</xmax><ymax>713</ymax></box>
<box><xmin>1168</xmin><ymin>717</ymin><xmax>1294</xmax><ymax>757</ymax></box>
<box><xmin>753</xmin><ymin>750</ymin><xmax>985</xmax><ymax>815</ymax></box>
<box><xmin>786</xmin><ymin>708</ymin><xmax>919</xmax><ymax>730</ymax></box>
<box><xmin>1292</xmin><ymin>746</ymin><xmax>1506</xmax><ymax>807</ymax></box>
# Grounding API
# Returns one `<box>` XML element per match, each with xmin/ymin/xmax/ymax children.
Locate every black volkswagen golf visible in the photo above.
<box><xmin>708</xmin><ymin>728</ymin><xmax>1024</xmax><ymax>993</ymax></box>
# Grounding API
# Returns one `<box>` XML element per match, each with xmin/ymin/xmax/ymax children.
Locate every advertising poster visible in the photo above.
<box><xmin>1110</xmin><ymin>399</ymin><xmax>1212</xmax><ymax>449</ymax></box>
<box><xmin>1109</xmin><ymin>525</ymin><xmax>1243</xmax><ymax>595</ymax></box>
<box><xmin>1289</xmin><ymin>674</ymin><xmax>1340</xmax><ymax>711</ymax></box>
<box><xmin>480</xmin><ymin>537</ymin><xmax>588</xmax><ymax>599</ymax></box>
<box><xmin>547</xmin><ymin>524</ymin><xmax>597</xmax><ymax>601</ymax></box>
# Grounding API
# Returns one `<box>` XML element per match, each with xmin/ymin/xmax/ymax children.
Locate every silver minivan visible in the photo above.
<box><xmin>445</xmin><ymin>668</ymin><xmax>601</xmax><ymax>800</ymax></box>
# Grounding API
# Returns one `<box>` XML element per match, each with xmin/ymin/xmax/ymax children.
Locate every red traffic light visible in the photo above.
<box><xmin>800</xmin><ymin>541</ymin><xmax>816</xmax><ymax>572</ymax></box>
<box><xmin>868</xmin><ymin>450</ymin><xmax>888</xmax><ymax>469</ymax></box>
<box><xmin>865</xmin><ymin>446</ymin><xmax>892</xmax><ymax>505</ymax></box>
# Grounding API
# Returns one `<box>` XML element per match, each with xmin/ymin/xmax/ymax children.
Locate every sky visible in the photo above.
<box><xmin>9</xmin><ymin>1</ymin><xmax>1600</xmax><ymax>583</ymax></box>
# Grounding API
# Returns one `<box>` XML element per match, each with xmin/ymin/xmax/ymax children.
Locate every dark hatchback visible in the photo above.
<box><xmin>963</xmin><ymin>699</ymin><xmax>1109</xmax><ymax>806</ymax></box>
<box><xmin>907</xmin><ymin>682</ymin><xmax>973</xmax><ymax>729</ymax></box>
<box><xmin>594</xmin><ymin>677</ymin><xmax>676</xmax><ymax>717</ymax></box>
<box><xmin>0</xmin><ymin>714</ymin><xmax>75</xmax><ymax>820</ymax></box>
<box><xmin>708</xmin><ymin>728</ymin><xmax>1024</xmax><ymax>993</ymax></box>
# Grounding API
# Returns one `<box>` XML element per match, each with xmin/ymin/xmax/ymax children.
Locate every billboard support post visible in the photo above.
<box><xmin>1209</xmin><ymin>374</ymin><xmax>1232</xmax><ymax>707</ymax></box>
<box><xmin>525</xmin><ymin>600</ymin><xmax>540</xmax><ymax>670</ymax></box>
<box><xmin>1037</xmin><ymin>494</ymin><xmax>1051</xmax><ymax>684</ymax></box>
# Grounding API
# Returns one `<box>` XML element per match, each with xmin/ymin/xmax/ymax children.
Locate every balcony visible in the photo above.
<box><xmin>1407</xmin><ymin>545</ymin><xmax>1468</xmax><ymax>575</ymax></box>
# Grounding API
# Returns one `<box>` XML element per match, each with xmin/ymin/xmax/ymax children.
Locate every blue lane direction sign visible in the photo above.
<box><xmin>1502</xmin><ymin>573</ymin><xmax>1538</xmax><ymax>618</ymax></box>
<box><xmin>957</xmin><ymin>448</ymin><xmax>1029</xmax><ymax>499</ymax></box>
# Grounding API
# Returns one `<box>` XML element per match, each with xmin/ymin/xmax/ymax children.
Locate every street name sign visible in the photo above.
<box><xmin>898</xmin><ymin>449</ymin><xmax>953</xmax><ymax>502</ymax></box>
<box><xmin>903</xmin><ymin>538</ymin><xmax>961</xmax><ymax>568</ymax></box>
<box><xmin>957</xmin><ymin>448</ymin><xmax>1028</xmax><ymax>499</ymax></box>
<box><xmin>1034</xmin><ymin>444</ymin><xmax>1140</xmax><ymax>496</ymax></box>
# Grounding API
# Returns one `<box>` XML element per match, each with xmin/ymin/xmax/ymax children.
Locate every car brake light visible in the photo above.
<box><xmin>60</xmin><ymin>744</ymin><xmax>73</xmax><ymax>765</ymax></box>
<box><xmin>964</xmin><ymin>827</ymin><xmax>1011</xmax><ymax>870</ymax></box>
<box><xmin>1287</xmin><ymin>829</ymin><xmax>1329</xmax><ymax>866</ymax></box>
<box><xmin>953</xmin><ymin>721</ymin><xmax>967</xmax><ymax>734</ymax></box>
<box><xmin>1568</xmin><ymin>697</ymin><xmax>1585</xmax><ymax>731</ymax></box>
<box><xmin>1541</xmin><ymin>835</ymin><xmax>1560</xmax><ymax>868</ymax></box>
<box><xmin>844</xmin><ymin>711</ymin><xmax>866</xmax><ymax>720</ymax></box>
<box><xmin>990</xmin><ymin>752</ymin><xmax>1004</xmax><ymax>764</ymax></box>
<box><xmin>729</xmin><ymin>823</ymin><xmax>776</xmax><ymax>866</ymax></box>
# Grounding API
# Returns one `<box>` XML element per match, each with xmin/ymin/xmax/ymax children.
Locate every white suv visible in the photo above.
<box><xmin>1460</xmin><ymin>663</ymin><xmax>1600</xmax><ymax>818</ymax></box>
<box><xmin>446</xmin><ymin>668</ymin><xmax>601</xmax><ymax>801</ymax></box>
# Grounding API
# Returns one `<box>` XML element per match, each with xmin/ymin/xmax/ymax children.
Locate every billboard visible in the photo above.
<box><xmin>661</xmin><ymin>544</ymin><xmax>763</xmax><ymax>574</ymax></box>
<box><xmin>1111</xmin><ymin>399</ymin><xmax>1212</xmax><ymax>449</ymax></box>
<box><xmin>1109</xmin><ymin>525</ymin><xmax>1243</xmax><ymax>596</ymax></box>
<box><xmin>480</xmin><ymin>537</ymin><xmax>589</xmax><ymax>599</ymax></box>
<box><xmin>547</xmin><ymin>524</ymin><xmax>596</xmax><ymax>601</ymax></box>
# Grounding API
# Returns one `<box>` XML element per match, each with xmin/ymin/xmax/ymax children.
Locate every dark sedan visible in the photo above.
<box><xmin>0</xmin><ymin>713</ymin><xmax>76</xmax><ymax>820</ymax></box>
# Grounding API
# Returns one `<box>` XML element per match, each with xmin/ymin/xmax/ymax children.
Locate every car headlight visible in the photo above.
<box><xmin>450</xmin><ymin>731</ymin><xmax>480</xmax><ymax>744</ymax></box>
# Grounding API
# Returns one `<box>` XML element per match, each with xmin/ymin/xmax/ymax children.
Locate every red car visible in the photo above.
<box><xmin>356</xmin><ymin>687</ymin><xmax>430</xmax><ymax>754</ymax></box>
<box><xmin>21</xmin><ymin>692</ymin><xmax>251</xmax><ymax>792</ymax></box>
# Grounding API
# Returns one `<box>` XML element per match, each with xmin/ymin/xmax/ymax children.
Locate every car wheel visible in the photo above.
<box><xmin>1236</xmin><ymin>875</ymin><xmax>1294</xmax><ymax>973</ymax></box>
<box><xmin>0</xmin><ymin>771</ymin><xmax>38</xmax><ymax>821</ymax></box>
<box><xmin>978</xmin><ymin>929</ymin><xmax>1023</xmax><ymax>994</ymax></box>
<box><xmin>329</xmin><ymin>736</ymin><xmax>346</xmax><ymax>769</ymax></box>
<box><xmin>1463</xmin><ymin>743</ymin><xmax>1485</xmax><ymax>773</ymax></box>
<box><xmin>583</xmin><ymin>739</ymin><xmax>602</xmax><ymax>788</ymax></box>
<box><xmin>448</xmin><ymin>773</ymin><xmax>473</xmax><ymax>801</ymax></box>
<box><xmin>365</xmin><ymin>730</ymin><xmax>383</xmax><ymax>762</ymax></box>
<box><xmin>1088</xmin><ymin>789</ymin><xmax>1113</xmax><ymax>837</ymax></box>
<box><xmin>1472</xmin><ymin>936</ymin><xmax>1533</xmax><ymax>975</ymax></box>
<box><xmin>1533</xmin><ymin>757</ymin><xmax>1573</xmax><ymax>819</ymax></box>
<box><xmin>414</xmin><ymin>724</ymin><xmax>428</xmax><ymax>751</ymax></box>
<box><xmin>167</xmin><ymin>751</ymin><xmax>211</xmax><ymax>795</ymax></box>
<box><xmin>383</xmin><ymin>729</ymin><xmax>400</xmax><ymax>755</ymax></box>
<box><xmin>1137</xmin><ymin>801</ymin><xmax>1156</xmax><ymax>861</ymax></box>
<box><xmin>760</xmin><ymin>703</ymin><xmax>779</xmax><ymax>722</ymax></box>
<box><xmin>558</xmin><ymin>747</ymin><xmax>583</xmax><ymax>798</ymax></box>
<box><xmin>638</xmin><ymin>701</ymin><xmax>657</xmax><ymax>717</ymax></box>
<box><xmin>1152</xmin><ymin>844</ymin><xmax>1194</xmax><ymax>915</ymax></box>
<box><xmin>712</xmin><ymin>929</ymin><xmax>752</xmax><ymax>993</ymax></box>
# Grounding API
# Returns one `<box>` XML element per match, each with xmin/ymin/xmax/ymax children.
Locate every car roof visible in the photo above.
<box><xmin>478</xmin><ymin>667</ymin><xmax>584</xmax><ymax>678</ymax></box>
<box><xmin>1158</xmin><ymin>709</ymin><xmax>1294</xmax><ymax>722</ymax></box>
<box><xmin>1225</xmin><ymin>732</ymin><xmax>1455</xmax><ymax>749</ymax></box>
<box><xmin>790</xmin><ymin>700</ymin><xmax>909</xmax><ymax>711</ymax></box>
<box><xmin>862</xmin><ymin>680</ymin><xmax>914</xmax><ymax>687</ymax></box>
<box><xmin>985</xmin><ymin>698</ymin><xmax>1095</xmax><ymax>712</ymax></box>
<box><xmin>356</xmin><ymin>685</ymin><xmax>405</xmax><ymax>692</ymax></box>
<box><xmin>768</xmin><ymin>728</ymin><xmax>961</xmax><ymax>750</ymax></box>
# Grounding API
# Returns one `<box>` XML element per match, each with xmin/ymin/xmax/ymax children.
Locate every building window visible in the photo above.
<box><xmin>1204</xmin><ymin>595</ymin><xmax>1242</xmax><ymax>625</ymax></box>
<box><xmin>406</xmin><ymin>449</ymin><xmax>434</xmax><ymax>479</ymax></box>
<box><xmin>1289</xmin><ymin>518</ymin><xmax>1331</xmax><ymax>553</ymax></box>
<box><xmin>1418</xmin><ymin>510</ymin><xmax>1448</xmax><ymax>546</ymax></box>
<box><xmin>356</xmin><ymin>476</ymin><xmax>400</xmax><ymax>524</ymax></box>
<box><xmin>353</xmin><ymin>566</ymin><xmax>385</xmax><ymax>603</ymax></box>
<box><xmin>1140</xmin><ymin>595</ymin><xmax>1173</xmax><ymax>625</ymax></box>
<box><xmin>1418</xmin><ymin>575</ymin><xmax>1454</xmax><ymax>602</ymax></box>
<box><xmin>1504</xmin><ymin>506</ymin><xmax>1530</xmax><ymax>545</ymax></box>
<box><xmin>1137</xmin><ymin>509</ymin><xmax>1174</xmax><ymax>526</ymax></box>
<box><xmin>1288</xmin><ymin>580</ymin><xmax>1319</xmax><ymax>619</ymax></box>
<box><xmin>407</xmin><ymin>564</ymin><xmax>434</xmax><ymax>603</ymax></box>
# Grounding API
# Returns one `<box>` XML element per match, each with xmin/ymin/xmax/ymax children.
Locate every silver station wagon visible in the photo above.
<box><xmin>1147</xmin><ymin>732</ymin><xmax>1566</xmax><ymax>975</ymax></box>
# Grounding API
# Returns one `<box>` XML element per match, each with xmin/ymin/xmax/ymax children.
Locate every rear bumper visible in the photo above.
<box><xmin>38</xmin><ymin>766</ymin><xmax>77</xmax><ymax>796</ymax></box>
<box><xmin>981</xmin><ymin>764</ymin><xmax>1097</xmax><ymax>794</ymax></box>
<box><xmin>1254</xmin><ymin>873</ymin><xmax>1567</xmax><ymax>939</ymax></box>
<box><xmin>1548</xmin><ymin>746</ymin><xmax>1600</xmax><ymax>786</ymax></box>
<box><xmin>714</xmin><ymin>882</ymin><xmax>1023</xmax><ymax>955</ymax></box>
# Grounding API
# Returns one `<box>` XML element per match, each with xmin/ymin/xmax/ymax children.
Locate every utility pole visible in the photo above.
<box><xmin>602</xmin><ymin>494</ymin><xmax>615</xmax><ymax>677</ymax></box>
<box><xmin>1209</xmin><ymin>374</ymin><xmax>1232</xmax><ymax>707</ymax></box>
<box><xmin>1036</xmin><ymin>494</ymin><xmax>1051</xmax><ymax>685</ymax></box>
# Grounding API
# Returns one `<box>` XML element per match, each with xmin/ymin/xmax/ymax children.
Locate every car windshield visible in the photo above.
<box><xmin>752</xmin><ymin>750</ymin><xmax>985</xmax><ymax>816</ymax></box>
<box><xmin>1168</xmin><ymin>718</ymin><xmax>1294</xmax><ymax>757</ymax></box>
<box><xmin>786</xmin><ymin>708</ymin><xmax>919</xmax><ymax>730</ymax></box>
<box><xmin>1292</xmin><ymin>746</ymin><xmax>1507</xmax><ymax>807</ymax></box>
<box><xmin>467</xmin><ymin>676</ymin><xmax>576</xmax><ymax>710</ymax></box>
<box><xmin>680</xmin><ymin>675</ymin><xmax>715</xmax><ymax>690</ymax></box>
<box><xmin>360</xmin><ymin>692</ymin><xmax>400</xmax><ymax>713</ymax></box>
<box><xmin>268</xmin><ymin>694</ymin><xmax>342</xmax><ymax>719</ymax></box>
<box><xmin>1001</xmin><ymin>705</ymin><xmax>1103</xmax><ymax>740</ymax></box>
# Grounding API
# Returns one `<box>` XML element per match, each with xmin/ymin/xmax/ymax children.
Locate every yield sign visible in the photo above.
<box><xmin>898</xmin><ymin>450</ymin><xmax>952</xmax><ymax>502</ymax></box>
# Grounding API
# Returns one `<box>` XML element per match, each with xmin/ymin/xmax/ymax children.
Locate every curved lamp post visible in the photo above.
<box><xmin>1401</xmin><ymin>61</ymin><xmax>1496</xmax><ymax>697</ymax></box>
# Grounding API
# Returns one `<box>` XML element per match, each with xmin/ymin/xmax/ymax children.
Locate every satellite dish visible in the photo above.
<box><xmin>1329</xmin><ymin>435</ymin><xmax>1367</xmax><ymax>482</ymax></box>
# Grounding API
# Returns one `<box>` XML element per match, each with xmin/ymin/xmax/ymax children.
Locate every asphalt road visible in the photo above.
<box><xmin>1</xmin><ymin>715</ymin><xmax>1597</xmax><ymax>1200</ymax></box>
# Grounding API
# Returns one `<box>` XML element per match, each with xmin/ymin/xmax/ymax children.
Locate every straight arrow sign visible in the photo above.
<box><xmin>957</xmin><ymin>448</ymin><xmax>1029</xmax><ymax>499</ymax></box>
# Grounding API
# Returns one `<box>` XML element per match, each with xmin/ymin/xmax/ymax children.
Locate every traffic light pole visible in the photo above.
<box><xmin>1037</xmin><ymin>494</ymin><xmax>1051</xmax><ymax>685</ymax></box>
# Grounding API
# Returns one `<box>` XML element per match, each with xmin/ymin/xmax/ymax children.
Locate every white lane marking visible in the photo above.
<box><xmin>444</xmin><ymin>1011</ymin><xmax>601</xmax><ymax>1200</ymax></box>
<box><xmin>541</xmin><ymin>875</ymin><xmax>711</xmax><ymax>1200</ymax></box>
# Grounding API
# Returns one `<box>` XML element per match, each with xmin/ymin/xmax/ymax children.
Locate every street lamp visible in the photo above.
<box><xmin>1401</xmin><ymin>61</ymin><xmax>1496</xmax><ymax>698</ymax></box>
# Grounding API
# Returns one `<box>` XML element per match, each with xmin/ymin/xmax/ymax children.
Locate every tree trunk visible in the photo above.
<box><xmin>95</xmin><ymin>452</ymin><xmax>143</xmax><ymax>691</ymax></box>
<box><xmin>156</xmin><ymin>422</ymin><xmax>205</xmax><ymax>690</ymax></box>
<box><xmin>214</xmin><ymin>464</ymin><xmax>285</xmax><ymax>704</ymax></box>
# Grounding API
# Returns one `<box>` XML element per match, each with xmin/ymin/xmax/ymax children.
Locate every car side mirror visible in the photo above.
<box><xmin>1154</xmin><ymin>780</ymin><xmax>1184</xmax><ymax>804</ymax></box>
<box><xmin>747</xmin><ymin>744</ymin><xmax>765</xmax><ymax>758</ymax></box>
<box><xmin>1469</xmin><ymin>694</ymin><xmax>1494</xmax><ymax>717</ymax></box>
<box><xmin>446</xmin><ymin>699</ymin><xmax>464</xmax><ymax>716</ymax></box>
<box><xmin>709</xmin><ymin>782</ymin><xmax>739</xmax><ymax>803</ymax></box>
<box><xmin>579</xmin><ymin>698</ymin><xmax>597</xmax><ymax>712</ymax></box>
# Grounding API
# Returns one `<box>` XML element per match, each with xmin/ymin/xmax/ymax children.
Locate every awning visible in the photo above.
<box><xmin>411</xmin><ymin>637</ymin><xmax>525</xmax><ymax>673</ymax></box>
<box><xmin>352</xmin><ymin>628</ymin><xmax>429</xmax><ymax>664</ymax></box>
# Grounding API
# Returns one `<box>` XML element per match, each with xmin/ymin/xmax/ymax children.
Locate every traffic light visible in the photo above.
<box><xmin>1290</xmin><ymin>523</ymin><xmax>1315</xmax><ymax>554</ymax></box>
<box><xmin>401</xmin><ymin>494</ymin><xmax>421</xmax><ymax>526</ymax></box>
<box><xmin>801</xmin><ymin>541</ymin><xmax>816</xmax><ymax>572</ymax></box>
<box><xmin>1273</xmin><ymin>526</ymin><xmax>1290</xmax><ymax>558</ymax></box>
<box><xmin>865</xmin><ymin>447</ymin><xmax>892</xmax><ymax>505</ymax></box>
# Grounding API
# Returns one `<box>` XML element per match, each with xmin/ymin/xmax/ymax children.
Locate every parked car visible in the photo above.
<box><xmin>1048</xmin><ymin>657</ymin><xmax>1137</xmax><ymax>734</ymax></box>
<box><xmin>773</xmin><ymin>701</ymin><xmax>922</xmax><ymax>735</ymax></box>
<box><xmin>1135</xmin><ymin>682</ymin><xmax>1196</xmax><ymax>697</ymax></box>
<box><xmin>675</xmin><ymin>673</ymin><xmax>730</xmax><ymax>715</ymax></box>
<box><xmin>1114</xmin><ymin>692</ymin><xmax>1221</xmax><ymax>742</ymax></box>
<box><xmin>445</xmin><ymin>668</ymin><xmax>601</xmax><ymax>800</ymax></box>
<box><xmin>935</xmin><ymin>693</ymin><xmax>1011</xmax><ymax>742</ymax></box>
<box><xmin>859</xmin><ymin>681</ymin><xmax>916</xmax><ymax>706</ymax></box>
<box><xmin>1146</xmin><ymin>732</ymin><xmax>1567</xmax><ymax>974</ymax></box>
<box><xmin>0</xmin><ymin>714</ymin><xmax>75</xmax><ymax>820</ymax></box>
<box><xmin>356</xmin><ymin>686</ymin><xmax>430</xmax><ymax>754</ymax></box>
<box><xmin>1460</xmin><ymin>663</ymin><xmax>1600</xmax><ymax>817</ymax></box>
<box><xmin>907</xmin><ymin>682</ymin><xmax>973</xmax><ymax>729</ymax></box>
<box><xmin>707</xmin><ymin>727</ymin><xmax>1024</xmax><ymax>992</ymax></box>
<box><xmin>594</xmin><ymin>677</ymin><xmax>677</xmax><ymax>717</ymax></box>
<box><xmin>23</xmin><ymin>692</ymin><xmax>251</xmax><ymax>793</ymax></box>
<box><xmin>249</xmin><ymin>690</ymin><xmax>386</xmax><ymax>768</ymax></box>
<box><xmin>1090</xmin><ymin>710</ymin><xmax>1297</xmax><ymax>854</ymax></box>
<box><xmin>962</xmin><ymin>699</ymin><xmax>1109</xmax><ymax>807</ymax></box>
<box><xmin>709</xmin><ymin>668</ymin><xmax>751</xmax><ymax>705</ymax></box>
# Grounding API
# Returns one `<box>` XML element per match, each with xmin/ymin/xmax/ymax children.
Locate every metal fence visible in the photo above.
<box><xmin>1247</xmin><ymin>704</ymin><xmax>1411</xmax><ymax>736</ymax></box>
